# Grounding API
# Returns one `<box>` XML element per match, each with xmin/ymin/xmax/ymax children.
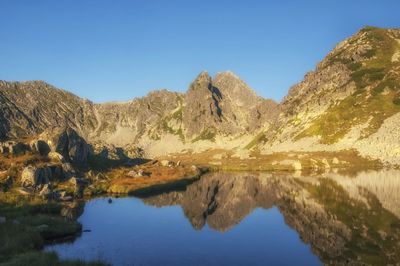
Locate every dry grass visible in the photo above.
<box><xmin>97</xmin><ymin>161</ymin><xmax>201</xmax><ymax>194</ymax></box>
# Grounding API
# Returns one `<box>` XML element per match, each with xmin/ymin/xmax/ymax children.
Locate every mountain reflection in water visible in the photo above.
<box><xmin>47</xmin><ymin>170</ymin><xmax>400</xmax><ymax>266</ymax></box>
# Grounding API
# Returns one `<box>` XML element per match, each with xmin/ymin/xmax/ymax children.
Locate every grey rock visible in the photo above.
<box><xmin>21</xmin><ymin>166</ymin><xmax>51</xmax><ymax>189</ymax></box>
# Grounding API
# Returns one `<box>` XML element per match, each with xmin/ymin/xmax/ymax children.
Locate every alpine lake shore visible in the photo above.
<box><xmin>0</xmin><ymin>135</ymin><xmax>387</xmax><ymax>266</ymax></box>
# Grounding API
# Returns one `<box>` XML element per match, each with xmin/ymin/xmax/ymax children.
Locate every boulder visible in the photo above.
<box><xmin>292</xmin><ymin>161</ymin><xmax>302</xmax><ymax>171</ymax></box>
<box><xmin>69</xmin><ymin>177</ymin><xmax>89</xmax><ymax>198</ymax></box>
<box><xmin>161</xmin><ymin>160</ymin><xmax>174</xmax><ymax>167</ymax></box>
<box><xmin>21</xmin><ymin>166</ymin><xmax>52</xmax><ymax>189</ymax></box>
<box><xmin>0</xmin><ymin>141</ymin><xmax>29</xmax><ymax>156</ymax></box>
<box><xmin>59</xmin><ymin>191</ymin><xmax>73</xmax><ymax>201</ymax></box>
<box><xmin>322</xmin><ymin>158</ymin><xmax>331</xmax><ymax>169</ymax></box>
<box><xmin>30</xmin><ymin>140</ymin><xmax>50</xmax><ymax>156</ymax></box>
<box><xmin>44</xmin><ymin>127</ymin><xmax>89</xmax><ymax>164</ymax></box>
<box><xmin>61</xmin><ymin>163</ymin><xmax>76</xmax><ymax>178</ymax></box>
<box><xmin>127</xmin><ymin>169</ymin><xmax>150</xmax><ymax>178</ymax></box>
<box><xmin>21</xmin><ymin>166</ymin><xmax>37</xmax><ymax>187</ymax></box>
<box><xmin>126</xmin><ymin>170</ymin><xmax>138</xmax><ymax>178</ymax></box>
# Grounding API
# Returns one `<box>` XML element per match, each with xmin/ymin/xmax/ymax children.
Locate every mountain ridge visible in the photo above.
<box><xmin>1</xmin><ymin>26</ymin><xmax>400</xmax><ymax>165</ymax></box>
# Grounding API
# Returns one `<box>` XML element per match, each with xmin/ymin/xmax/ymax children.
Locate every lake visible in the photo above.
<box><xmin>46</xmin><ymin>170</ymin><xmax>400</xmax><ymax>266</ymax></box>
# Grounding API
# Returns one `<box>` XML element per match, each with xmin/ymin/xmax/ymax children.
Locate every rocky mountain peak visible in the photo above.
<box><xmin>188</xmin><ymin>71</ymin><xmax>212</xmax><ymax>91</ymax></box>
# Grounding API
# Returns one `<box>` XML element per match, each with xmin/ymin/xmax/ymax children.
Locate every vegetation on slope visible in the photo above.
<box><xmin>297</xmin><ymin>27</ymin><xmax>400</xmax><ymax>144</ymax></box>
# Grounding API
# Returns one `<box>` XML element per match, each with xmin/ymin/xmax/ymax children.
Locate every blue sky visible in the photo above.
<box><xmin>1</xmin><ymin>0</ymin><xmax>399</xmax><ymax>103</ymax></box>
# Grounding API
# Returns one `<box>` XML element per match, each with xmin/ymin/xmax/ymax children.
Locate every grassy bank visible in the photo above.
<box><xmin>0</xmin><ymin>193</ymin><xmax>108</xmax><ymax>266</ymax></box>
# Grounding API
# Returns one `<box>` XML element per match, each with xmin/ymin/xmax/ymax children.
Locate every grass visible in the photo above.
<box><xmin>296</xmin><ymin>90</ymin><xmax>400</xmax><ymax>143</ymax></box>
<box><xmin>148</xmin><ymin>106</ymin><xmax>185</xmax><ymax>141</ymax></box>
<box><xmin>107</xmin><ymin>163</ymin><xmax>201</xmax><ymax>194</ymax></box>
<box><xmin>191</xmin><ymin>127</ymin><xmax>216</xmax><ymax>143</ymax></box>
<box><xmin>244</xmin><ymin>131</ymin><xmax>267</xmax><ymax>149</ymax></box>
<box><xmin>0</xmin><ymin>192</ymin><xmax>105</xmax><ymax>265</ymax></box>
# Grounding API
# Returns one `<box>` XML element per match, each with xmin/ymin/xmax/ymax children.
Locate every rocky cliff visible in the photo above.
<box><xmin>1</xmin><ymin>26</ymin><xmax>400</xmax><ymax>165</ymax></box>
<box><xmin>263</xmin><ymin>26</ymin><xmax>400</xmax><ymax>165</ymax></box>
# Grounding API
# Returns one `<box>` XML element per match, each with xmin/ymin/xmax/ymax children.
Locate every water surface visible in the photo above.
<box><xmin>46</xmin><ymin>170</ymin><xmax>400</xmax><ymax>266</ymax></box>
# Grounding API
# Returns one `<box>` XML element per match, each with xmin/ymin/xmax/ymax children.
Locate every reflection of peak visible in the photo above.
<box><xmin>145</xmin><ymin>172</ymin><xmax>278</xmax><ymax>232</ymax></box>
<box><xmin>142</xmin><ymin>170</ymin><xmax>400</xmax><ymax>265</ymax></box>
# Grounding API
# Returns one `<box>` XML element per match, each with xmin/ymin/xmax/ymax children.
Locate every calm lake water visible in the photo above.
<box><xmin>46</xmin><ymin>170</ymin><xmax>400</xmax><ymax>266</ymax></box>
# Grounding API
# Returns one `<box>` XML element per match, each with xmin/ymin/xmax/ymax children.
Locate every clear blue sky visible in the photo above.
<box><xmin>1</xmin><ymin>0</ymin><xmax>399</xmax><ymax>103</ymax></box>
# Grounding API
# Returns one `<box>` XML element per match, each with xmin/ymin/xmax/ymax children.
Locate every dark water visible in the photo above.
<box><xmin>46</xmin><ymin>170</ymin><xmax>400</xmax><ymax>266</ymax></box>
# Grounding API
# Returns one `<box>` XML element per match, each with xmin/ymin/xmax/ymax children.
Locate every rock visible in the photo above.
<box><xmin>69</xmin><ymin>177</ymin><xmax>89</xmax><ymax>198</ymax></box>
<box><xmin>45</xmin><ymin>127</ymin><xmax>89</xmax><ymax>164</ymax></box>
<box><xmin>21</xmin><ymin>166</ymin><xmax>53</xmax><ymax>189</ymax></box>
<box><xmin>61</xmin><ymin>163</ymin><xmax>75</xmax><ymax>178</ymax></box>
<box><xmin>137</xmin><ymin>169</ymin><xmax>144</xmax><ymax>177</ymax></box>
<box><xmin>0</xmin><ymin>216</ymin><xmax>6</xmax><ymax>224</ymax></box>
<box><xmin>126</xmin><ymin>169</ymin><xmax>149</xmax><ymax>178</ymax></box>
<box><xmin>30</xmin><ymin>140</ymin><xmax>50</xmax><ymax>156</ymax></box>
<box><xmin>39</xmin><ymin>184</ymin><xmax>52</xmax><ymax>197</ymax></box>
<box><xmin>59</xmin><ymin>191</ymin><xmax>73</xmax><ymax>201</ymax></box>
<box><xmin>321</xmin><ymin>158</ymin><xmax>331</xmax><ymax>169</ymax></box>
<box><xmin>95</xmin><ymin>173</ymin><xmax>108</xmax><ymax>181</ymax></box>
<box><xmin>292</xmin><ymin>161</ymin><xmax>302</xmax><ymax>170</ymax></box>
<box><xmin>332</xmin><ymin>157</ymin><xmax>340</xmax><ymax>165</ymax></box>
<box><xmin>0</xmin><ymin>141</ymin><xmax>29</xmax><ymax>156</ymax></box>
<box><xmin>191</xmin><ymin>165</ymin><xmax>201</xmax><ymax>175</ymax></box>
<box><xmin>21</xmin><ymin>166</ymin><xmax>37</xmax><ymax>188</ymax></box>
<box><xmin>127</xmin><ymin>170</ymin><xmax>138</xmax><ymax>178</ymax></box>
<box><xmin>48</xmin><ymin>151</ymin><xmax>65</xmax><ymax>163</ymax></box>
<box><xmin>69</xmin><ymin>177</ymin><xmax>89</xmax><ymax>186</ymax></box>
<box><xmin>161</xmin><ymin>160</ymin><xmax>173</xmax><ymax>167</ymax></box>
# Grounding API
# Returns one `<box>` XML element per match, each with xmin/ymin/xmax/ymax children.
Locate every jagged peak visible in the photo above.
<box><xmin>195</xmin><ymin>71</ymin><xmax>211</xmax><ymax>82</ymax></box>
<box><xmin>214</xmin><ymin>70</ymin><xmax>241</xmax><ymax>80</ymax></box>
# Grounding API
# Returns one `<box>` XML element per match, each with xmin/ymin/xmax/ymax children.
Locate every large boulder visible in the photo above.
<box><xmin>30</xmin><ymin>140</ymin><xmax>50</xmax><ymax>156</ymax></box>
<box><xmin>21</xmin><ymin>166</ymin><xmax>52</xmax><ymax>189</ymax></box>
<box><xmin>43</xmin><ymin>127</ymin><xmax>89</xmax><ymax>164</ymax></box>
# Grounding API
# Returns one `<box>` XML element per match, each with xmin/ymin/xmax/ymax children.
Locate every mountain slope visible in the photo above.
<box><xmin>0</xmin><ymin>72</ymin><xmax>278</xmax><ymax>156</ymax></box>
<box><xmin>258</xmin><ymin>27</ymin><xmax>400</xmax><ymax>165</ymax></box>
<box><xmin>1</xmin><ymin>26</ymin><xmax>399</xmax><ymax>165</ymax></box>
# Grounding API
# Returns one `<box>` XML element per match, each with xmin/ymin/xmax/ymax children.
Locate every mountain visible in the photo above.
<box><xmin>0</xmin><ymin>71</ymin><xmax>278</xmax><ymax>156</ymax></box>
<box><xmin>1</xmin><ymin>26</ymin><xmax>399</xmax><ymax>165</ymax></box>
<box><xmin>261</xmin><ymin>26</ymin><xmax>400</xmax><ymax>165</ymax></box>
